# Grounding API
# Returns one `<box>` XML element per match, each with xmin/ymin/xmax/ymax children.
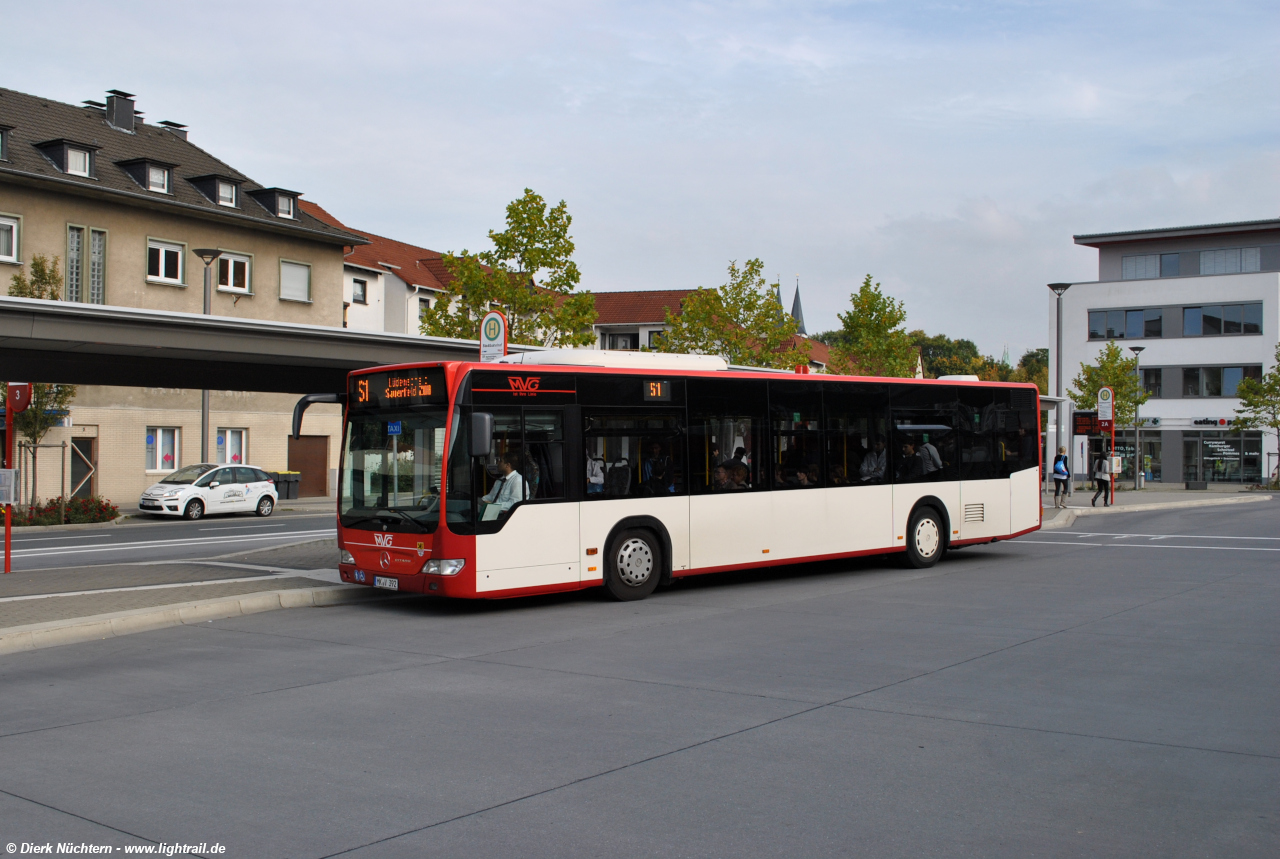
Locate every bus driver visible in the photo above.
<box><xmin>481</xmin><ymin>452</ymin><xmax>525</xmax><ymax>519</ymax></box>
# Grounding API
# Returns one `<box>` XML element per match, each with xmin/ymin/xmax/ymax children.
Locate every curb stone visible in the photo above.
<box><xmin>0</xmin><ymin>583</ymin><xmax>391</xmax><ymax>656</ymax></box>
<box><xmin>1040</xmin><ymin>494</ymin><xmax>1272</xmax><ymax>531</ymax></box>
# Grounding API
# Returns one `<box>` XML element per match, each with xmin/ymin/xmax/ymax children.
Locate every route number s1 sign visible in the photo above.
<box><xmin>1097</xmin><ymin>386</ymin><xmax>1114</xmax><ymax>429</ymax></box>
<box><xmin>479</xmin><ymin>311</ymin><xmax>508</xmax><ymax>363</ymax></box>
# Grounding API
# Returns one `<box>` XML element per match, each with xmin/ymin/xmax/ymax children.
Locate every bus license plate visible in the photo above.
<box><xmin>374</xmin><ymin>576</ymin><xmax>399</xmax><ymax>591</ymax></box>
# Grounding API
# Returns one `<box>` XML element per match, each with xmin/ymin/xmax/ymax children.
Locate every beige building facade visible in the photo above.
<box><xmin>0</xmin><ymin>87</ymin><xmax>362</xmax><ymax>508</ymax></box>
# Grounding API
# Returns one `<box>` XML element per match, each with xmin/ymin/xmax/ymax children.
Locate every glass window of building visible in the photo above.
<box><xmin>1182</xmin><ymin>368</ymin><xmax>1200</xmax><ymax>397</ymax></box>
<box><xmin>1143</xmin><ymin>368</ymin><xmax>1162</xmax><ymax>398</ymax></box>
<box><xmin>146</xmin><ymin>427</ymin><xmax>180</xmax><ymax>471</ymax></box>
<box><xmin>147</xmin><ymin>241</ymin><xmax>183</xmax><ymax>284</ymax></box>
<box><xmin>352</xmin><ymin>279</ymin><xmax>367</xmax><ymax>304</ymax></box>
<box><xmin>147</xmin><ymin>165</ymin><xmax>169</xmax><ymax>193</ymax></box>
<box><xmin>0</xmin><ymin>217</ymin><xmax>16</xmax><ymax>263</ymax></box>
<box><xmin>1124</xmin><ymin>309</ymin><xmax>1144</xmax><ymax>339</ymax></box>
<box><xmin>1144</xmin><ymin>308</ymin><xmax>1163</xmax><ymax>337</ymax></box>
<box><xmin>218</xmin><ymin>254</ymin><xmax>250</xmax><ymax>292</ymax></box>
<box><xmin>1243</xmin><ymin>303</ymin><xmax>1263</xmax><ymax>334</ymax></box>
<box><xmin>1183</xmin><ymin>307</ymin><xmax>1201</xmax><ymax>336</ymax></box>
<box><xmin>1121</xmin><ymin>254</ymin><xmax>1159</xmax><ymax>279</ymax></box>
<box><xmin>216</xmin><ymin>428</ymin><xmax>246</xmax><ymax>464</ymax></box>
<box><xmin>67</xmin><ymin>148</ymin><xmax>91</xmax><ymax>176</ymax></box>
<box><xmin>217</xmin><ymin>181</ymin><xmax>236</xmax><ymax>207</ymax></box>
<box><xmin>280</xmin><ymin>261</ymin><xmax>310</xmax><ymax>301</ymax></box>
<box><xmin>1159</xmin><ymin>253</ymin><xmax>1180</xmax><ymax>277</ymax></box>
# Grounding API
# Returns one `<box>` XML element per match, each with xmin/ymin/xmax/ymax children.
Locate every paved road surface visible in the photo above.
<box><xmin>0</xmin><ymin>501</ymin><xmax>1276</xmax><ymax>857</ymax></box>
<box><xmin>6</xmin><ymin>511</ymin><xmax>335</xmax><ymax>571</ymax></box>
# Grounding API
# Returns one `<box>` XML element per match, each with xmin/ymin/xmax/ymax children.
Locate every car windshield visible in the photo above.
<box><xmin>160</xmin><ymin>464</ymin><xmax>216</xmax><ymax>484</ymax></box>
<box><xmin>340</xmin><ymin>408</ymin><xmax>447</xmax><ymax>533</ymax></box>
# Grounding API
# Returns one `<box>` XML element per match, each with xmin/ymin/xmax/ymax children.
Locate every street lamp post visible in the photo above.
<box><xmin>193</xmin><ymin>249</ymin><xmax>222</xmax><ymax>463</ymax></box>
<box><xmin>1129</xmin><ymin>345</ymin><xmax>1145</xmax><ymax>491</ymax></box>
<box><xmin>1049</xmin><ymin>283</ymin><xmax>1072</xmax><ymax>492</ymax></box>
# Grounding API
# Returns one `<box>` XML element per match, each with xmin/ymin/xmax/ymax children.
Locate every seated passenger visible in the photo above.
<box><xmin>919</xmin><ymin>435</ymin><xmax>943</xmax><ymax>478</ymax></box>
<box><xmin>712</xmin><ymin>465</ymin><xmax>731</xmax><ymax>491</ymax></box>
<box><xmin>480</xmin><ymin>452</ymin><xmax>525</xmax><ymax>517</ymax></box>
<box><xmin>642</xmin><ymin>442</ymin><xmax>676</xmax><ymax>494</ymax></box>
<box><xmin>829</xmin><ymin>465</ymin><xmax>847</xmax><ymax>486</ymax></box>
<box><xmin>729</xmin><ymin>462</ymin><xmax>750</xmax><ymax>490</ymax></box>
<box><xmin>586</xmin><ymin>451</ymin><xmax>604</xmax><ymax>495</ymax></box>
<box><xmin>896</xmin><ymin>441</ymin><xmax>924</xmax><ymax>482</ymax></box>
<box><xmin>859</xmin><ymin>438</ymin><xmax>887</xmax><ymax>483</ymax></box>
<box><xmin>805</xmin><ymin>464</ymin><xmax>821</xmax><ymax>486</ymax></box>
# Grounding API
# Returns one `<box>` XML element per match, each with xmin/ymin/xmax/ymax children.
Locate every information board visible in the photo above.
<box><xmin>0</xmin><ymin>469</ymin><xmax>15</xmax><ymax>505</ymax></box>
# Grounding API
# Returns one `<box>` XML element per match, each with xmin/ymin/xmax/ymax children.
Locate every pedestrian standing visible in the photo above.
<box><xmin>1052</xmin><ymin>446</ymin><xmax>1070</xmax><ymax>508</ymax></box>
<box><xmin>1091</xmin><ymin>453</ymin><xmax>1111</xmax><ymax>507</ymax></box>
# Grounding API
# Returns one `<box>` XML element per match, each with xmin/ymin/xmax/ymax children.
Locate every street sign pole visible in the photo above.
<box><xmin>1097</xmin><ymin>386</ymin><xmax>1115</xmax><ymax>507</ymax></box>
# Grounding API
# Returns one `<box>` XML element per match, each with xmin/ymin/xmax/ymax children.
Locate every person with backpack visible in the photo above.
<box><xmin>1052</xmin><ymin>446</ymin><xmax>1070</xmax><ymax>508</ymax></box>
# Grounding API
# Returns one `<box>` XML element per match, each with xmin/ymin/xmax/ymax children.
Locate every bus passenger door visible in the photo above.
<box><xmin>474</xmin><ymin>409</ymin><xmax>579</xmax><ymax>593</ymax></box>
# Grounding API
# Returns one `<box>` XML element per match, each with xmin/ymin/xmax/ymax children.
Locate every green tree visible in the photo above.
<box><xmin>908</xmin><ymin>331</ymin><xmax>982</xmax><ymax>378</ymax></box>
<box><xmin>656</xmin><ymin>258</ymin><xmax>809</xmax><ymax>369</ymax></box>
<box><xmin>9</xmin><ymin>253</ymin><xmax>62</xmax><ymax>299</ymax></box>
<box><xmin>1232</xmin><ymin>343</ymin><xmax>1280</xmax><ymax>486</ymax></box>
<box><xmin>419</xmin><ymin>189</ymin><xmax>596</xmax><ymax>347</ymax></box>
<box><xmin>1069</xmin><ymin>341</ymin><xmax>1147</xmax><ymax>427</ymax></box>
<box><xmin>6</xmin><ymin>255</ymin><xmax>77</xmax><ymax>501</ymax></box>
<box><xmin>824</xmin><ymin>275</ymin><xmax>916</xmax><ymax>377</ymax></box>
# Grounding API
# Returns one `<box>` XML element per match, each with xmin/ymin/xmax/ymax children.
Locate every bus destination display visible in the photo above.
<box><xmin>352</xmin><ymin>368</ymin><xmax>447</xmax><ymax>409</ymax></box>
<box><xmin>643</xmin><ymin>380</ymin><xmax>671</xmax><ymax>402</ymax></box>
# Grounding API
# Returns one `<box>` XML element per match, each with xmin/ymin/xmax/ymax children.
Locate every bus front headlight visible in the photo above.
<box><xmin>425</xmin><ymin>559</ymin><xmax>464</xmax><ymax>576</ymax></box>
<box><xmin>339</xmin><ymin>549</ymin><xmax>355</xmax><ymax>565</ymax></box>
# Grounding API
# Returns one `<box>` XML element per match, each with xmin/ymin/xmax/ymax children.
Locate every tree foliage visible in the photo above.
<box><xmin>1069</xmin><ymin>341</ymin><xmax>1147</xmax><ymax>426</ymax></box>
<box><xmin>1233</xmin><ymin>343</ymin><xmax>1280</xmax><ymax>484</ymax></box>
<box><xmin>823</xmin><ymin>275</ymin><xmax>916</xmax><ymax>377</ymax></box>
<box><xmin>9</xmin><ymin>254</ymin><xmax>62</xmax><ymax>299</ymax></box>
<box><xmin>419</xmin><ymin>189</ymin><xmax>596</xmax><ymax>347</ymax></box>
<box><xmin>655</xmin><ymin>258</ymin><xmax>809</xmax><ymax>369</ymax></box>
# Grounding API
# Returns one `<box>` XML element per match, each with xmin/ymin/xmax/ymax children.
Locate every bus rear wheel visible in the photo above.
<box><xmin>904</xmin><ymin>507</ymin><xmax>944</xmax><ymax>569</ymax></box>
<box><xmin>604</xmin><ymin>529</ymin><xmax>661</xmax><ymax>601</ymax></box>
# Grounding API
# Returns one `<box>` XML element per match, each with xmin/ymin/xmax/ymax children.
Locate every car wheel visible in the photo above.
<box><xmin>604</xmin><ymin>528</ymin><xmax>661</xmax><ymax>601</ymax></box>
<box><xmin>256</xmin><ymin>496</ymin><xmax>274</xmax><ymax>517</ymax></box>
<box><xmin>903</xmin><ymin>506</ymin><xmax>944</xmax><ymax>569</ymax></box>
<box><xmin>183</xmin><ymin>499</ymin><xmax>205</xmax><ymax>521</ymax></box>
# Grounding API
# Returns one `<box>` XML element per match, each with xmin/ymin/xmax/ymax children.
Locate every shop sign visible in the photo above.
<box><xmin>1193</xmin><ymin>418</ymin><xmax>1229</xmax><ymax>427</ymax></box>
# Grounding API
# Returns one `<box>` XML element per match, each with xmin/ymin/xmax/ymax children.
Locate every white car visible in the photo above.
<box><xmin>140</xmin><ymin>463</ymin><xmax>278</xmax><ymax>520</ymax></box>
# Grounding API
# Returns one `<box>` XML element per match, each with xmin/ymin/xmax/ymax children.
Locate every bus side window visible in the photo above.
<box><xmin>890</xmin><ymin>385</ymin><xmax>958</xmax><ymax>484</ymax></box>
<box><xmin>769</xmin><ymin>380</ymin><xmax>824</xmax><ymax>489</ymax></box>
<box><xmin>688</xmin><ymin>379</ymin><xmax>767</xmax><ymax>494</ymax></box>
<box><xmin>956</xmin><ymin>388</ymin><xmax>995</xmax><ymax>480</ymax></box>
<box><xmin>583</xmin><ymin>412</ymin><xmax>683</xmax><ymax>499</ymax></box>
<box><xmin>524</xmin><ymin>411</ymin><xmax>565</xmax><ymax>500</ymax></box>
<box><xmin>823</xmin><ymin>381</ymin><xmax>890</xmax><ymax>486</ymax></box>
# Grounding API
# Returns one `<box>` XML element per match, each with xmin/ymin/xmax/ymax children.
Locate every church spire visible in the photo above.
<box><xmin>790</xmin><ymin>276</ymin><xmax>807</xmax><ymax>335</ymax></box>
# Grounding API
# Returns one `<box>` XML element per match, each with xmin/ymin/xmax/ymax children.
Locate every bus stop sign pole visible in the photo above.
<box><xmin>5</xmin><ymin>382</ymin><xmax>33</xmax><ymax>573</ymax></box>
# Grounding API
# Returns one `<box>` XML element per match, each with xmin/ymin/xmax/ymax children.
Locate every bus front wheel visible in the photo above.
<box><xmin>604</xmin><ymin>529</ymin><xmax>661</xmax><ymax>601</ymax></box>
<box><xmin>904</xmin><ymin>507</ymin><xmax>944</xmax><ymax>569</ymax></box>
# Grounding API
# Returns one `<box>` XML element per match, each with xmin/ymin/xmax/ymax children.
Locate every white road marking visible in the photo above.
<box><xmin>1069</xmin><ymin>531</ymin><xmax>1280</xmax><ymax>542</ymax></box>
<box><xmin>198</xmin><ymin>522</ymin><xmax>291</xmax><ymax>531</ymax></box>
<box><xmin>1016</xmin><ymin>540</ymin><xmax>1280</xmax><ymax>553</ymax></box>
<box><xmin>10</xmin><ymin>529</ymin><xmax>335</xmax><ymax>559</ymax></box>
<box><xmin>11</xmin><ymin>534</ymin><xmax>103</xmax><ymax>543</ymax></box>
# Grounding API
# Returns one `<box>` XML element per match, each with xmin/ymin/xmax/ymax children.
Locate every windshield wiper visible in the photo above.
<box><xmin>345</xmin><ymin>507</ymin><xmax>430</xmax><ymax>533</ymax></box>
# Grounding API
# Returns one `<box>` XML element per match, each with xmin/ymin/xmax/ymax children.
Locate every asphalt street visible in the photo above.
<box><xmin>0</xmin><ymin>501</ymin><xmax>1276</xmax><ymax>858</ymax></box>
<box><xmin>5</xmin><ymin>510</ymin><xmax>335</xmax><ymax>571</ymax></box>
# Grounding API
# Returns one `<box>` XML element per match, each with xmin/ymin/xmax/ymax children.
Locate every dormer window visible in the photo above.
<box><xmin>277</xmin><ymin>195</ymin><xmax>295</xmax><ymax>218</ymax></box>
<box><xmin>67</xmin><ymin>148</ymin><xmax>91</xmax><ymax>177</ymax></box>
<box><xmin>0</xmin><ymin>128</ymin><xmax>8</xmax><ymax>162</ymax></box>
<box><xmin>217</xmin><ymin>180</ymin><xmax>236</xmax><ymax>207</ymax></box>
<box><xmin>148</xmin><ymin>165</ymin><xmax>170</xmax><ymax>193</ymax></box>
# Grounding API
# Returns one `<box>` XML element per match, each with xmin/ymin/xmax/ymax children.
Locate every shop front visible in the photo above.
<box><xmin>1181</xmin><ymin>430</ymin><xmax>1262</xmax><ymax>484</ymax></box>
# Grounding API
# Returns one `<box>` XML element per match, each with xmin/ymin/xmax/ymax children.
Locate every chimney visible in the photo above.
<box><xmin>159</xmin><ymin>120</ymin><xmax>188</xmax><ymax>141</ymax></box>
<box><xmin>105</xmin><ymin>89</ymin><xmax>136</xmax><ymax>132</ymax></box>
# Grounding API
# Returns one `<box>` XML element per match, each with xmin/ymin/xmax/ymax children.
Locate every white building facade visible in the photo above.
<box><xmin>1048</xmin><ymin>219</ymin><xmax>1280</xmax><ymax>486</ymax></box>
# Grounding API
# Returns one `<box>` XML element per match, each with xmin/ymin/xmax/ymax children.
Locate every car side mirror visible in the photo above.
<box><xmin>209</xmin><ymin>481</ymin><xmax>220</xmax><ymax>488</ymax></box>
<box><xmin>471</xmin><ymin>412</ymin><xmax>494</xmax><ymax>457</ymax></box>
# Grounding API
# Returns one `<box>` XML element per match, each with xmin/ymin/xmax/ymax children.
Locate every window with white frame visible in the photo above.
<box><xmin>147</xmin><ymin>240</ymin><xmax>183</xmax><ymax>284</ymax></box>
<box><xmin>217</xmin><ymin>180</ymin><xmax>236</xmax><ymax>207</ymax></box>
<box><xmin>418</xmin><ymin>296</ymin><xmax>431</xmax><ymax>325</ymax></box>
<box><xmin>67</xmin><ymin>148</ymin><xmax>91</xmax><ymax>177</ymax></box>
<box><xmin>277</xmin><ymin>196</ymin><xmax>295</xmax><ymax>218</ymax></box>
<box><xmin>216</xmin><ymin>428</ymin><xmax>246</xmax><ymax>464</ymax></box>
<box><xmin>147</xmin><ymin>165</ymin><xmax>170</xmax><ymax>193</ymax></box>
<box><xmin>146</xmin><ymin>427</ymin><xmax>180</xmax><ymax>471</ymax></box>
<box><xmin>0</xmin><ymin>217</ymin><xmax>17</xmax><ymax>263</ymax></box>
<box><xmin>352</xmin><ymin>278</ymin><xmax>367</xmax><ymax>304</ymax></box>
<box><xmin>280</xmin><ymin>260</ymin><xmax>310</xmax><ymax>302</ymax></box>
<box><xmin>217</xmin><ymin>253</ymin><xmax>251</xmax><ymax>292</ymax></box>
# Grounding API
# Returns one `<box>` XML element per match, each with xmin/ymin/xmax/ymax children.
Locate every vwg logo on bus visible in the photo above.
<box><xmin>507</xmin><ymin>376</ymin><xmax>542</xmax><ymax>397</ymax></box>
<box><xmin>374</xmin><ymin>533</ymin><xmax>394</xmax><ymax>547</ymax></box>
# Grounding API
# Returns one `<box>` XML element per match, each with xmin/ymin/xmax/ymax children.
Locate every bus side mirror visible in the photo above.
<box><xmin>471</xmin><ymin>412</ymin><xmax>494</xmax><ymax>457</ymax></box>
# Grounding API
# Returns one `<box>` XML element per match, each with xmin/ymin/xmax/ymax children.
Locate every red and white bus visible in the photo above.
<box><xmin>302</xmin><ymin>351</ymin><xmax>1041</xmax><ymax>601</ymax></box>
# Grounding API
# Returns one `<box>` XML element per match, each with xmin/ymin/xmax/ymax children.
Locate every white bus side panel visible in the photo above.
<box><xmin>892</xmin><ymin>483</ymin><xmax>961</xmax><ymax>549</ymax></box>
<box><xmin>768</xmin><ymin>485</ymin><xmax>895</xmax><ymax>562</ymax></box>
<box><xmin>689</xmin><ymin>492</ymin><xmax>775</xmax><ymax>569</ymax></box>
<box><xmin>579</xmin><ymin>496</ymin><xmax>691</xmax><ymax>576</ymax></box>
<box><xmin>475</xmin><ymin>502</ymin><xmax>579</xmax><ymax>593</ymax></box>
<box><xmin>958</xmin><ymin>479</ymin><xmax>1011</xmax><ymax>541</ymax></box>
<box><xmin>1008</xmin><ymin>467</ymin><xmax>1041</xmax><ymax>534</ymax></box>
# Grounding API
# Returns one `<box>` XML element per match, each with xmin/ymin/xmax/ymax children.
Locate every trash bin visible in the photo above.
<box><xmin>285</xmin><ymin>473</ymin><xmax>300</xmax><ymax>499</ymax></box>
<box><xmin>1136</xmin><ymin>473</ymin><xmax>1145</xmax><ymax>490</ymax></box>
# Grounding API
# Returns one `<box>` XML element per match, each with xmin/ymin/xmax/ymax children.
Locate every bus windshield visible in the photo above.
<box><xmin>340</xmin><ymin>407</ymin><xmax>447</xmax><ymax>533</ymax></box>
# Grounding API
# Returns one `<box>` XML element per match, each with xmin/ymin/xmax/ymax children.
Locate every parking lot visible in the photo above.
<box><xmin>1</xmin><ymin>500</ymin><xmax>1277</xmax><ymax>858</ymax></box>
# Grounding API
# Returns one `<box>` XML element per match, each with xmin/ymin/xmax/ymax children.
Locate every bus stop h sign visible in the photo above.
<box><xmin>1097</xmin><ymin>386</ymin><xmax>1114</xmax><ymax>430</ymax></box>
<box><xmin>479</xmin><ymin>311</ymin><xmax>508</xmax><ymax>363</ymax></box>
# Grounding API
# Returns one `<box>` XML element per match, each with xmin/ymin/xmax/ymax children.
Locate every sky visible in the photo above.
<box><xmin>8</xmin><ymin>1</ymin><xmax>1279</xmax><ymax>358</ymax></box>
